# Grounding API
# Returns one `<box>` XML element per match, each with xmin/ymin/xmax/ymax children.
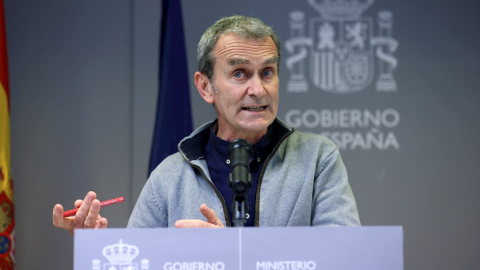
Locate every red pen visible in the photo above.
<box><xmin>63</xmin><ymin>197</ymin><xmax>125</xmax><ymax>217</ymax></box>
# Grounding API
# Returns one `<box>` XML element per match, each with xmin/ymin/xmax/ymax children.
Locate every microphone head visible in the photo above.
<box><xmin>228</xmin><ymin>139</ymin><xmax>252</xmax><ymax>157</ymax></box>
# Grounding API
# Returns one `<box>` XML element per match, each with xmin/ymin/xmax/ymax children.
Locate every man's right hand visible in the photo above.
<box><xmin>52</xmin><ymin>191</ymin><xmax>108</xmax><ymax>235</ymax></box>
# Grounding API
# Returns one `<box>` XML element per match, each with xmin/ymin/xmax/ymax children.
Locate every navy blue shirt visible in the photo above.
<box><xmin>205</xmin><ymin>123</ymin><xmax>275</xmax><ymax>227</ymax></box>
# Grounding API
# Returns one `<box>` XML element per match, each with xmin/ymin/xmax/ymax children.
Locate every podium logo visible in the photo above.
<box><xmin>91</xmin><ymin>239</ymin><xmax>150</xmax><ymax>270</ymax></box>
<box><xmin>285</xmin><ymin>0</ymin><xmax>398</xmax><ymax>94</ymax></box>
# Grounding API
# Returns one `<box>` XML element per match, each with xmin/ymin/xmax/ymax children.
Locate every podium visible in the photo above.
<box><xmin>74</xmin><ymin>226</ymin><xmax>403</xmax><ymax>270</ymax></box>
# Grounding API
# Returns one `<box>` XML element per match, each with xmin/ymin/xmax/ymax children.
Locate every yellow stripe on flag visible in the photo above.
<box><xmin>0</xmin><ymin>82</ymin><xmax>12</xmax><ymax>198</ymax></box>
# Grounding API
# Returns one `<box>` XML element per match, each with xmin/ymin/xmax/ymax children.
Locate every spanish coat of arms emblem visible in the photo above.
<box><xmin>285</xmin><ymin>0</ymin><xmax>398</xmax><ymax>94</ymax></box>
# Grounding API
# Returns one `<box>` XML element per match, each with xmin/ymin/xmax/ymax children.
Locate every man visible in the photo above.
<box><xmin>53</xmin><ymin>15</ymin><xmax>360</xmax><ymax>234</ymax></box>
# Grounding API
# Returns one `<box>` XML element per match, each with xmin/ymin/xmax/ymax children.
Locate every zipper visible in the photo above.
<box><xmin>190</xmin><ymin>163</ymin><xmax>232</xmax><ymax>227</ymax></box>
<box><xmin>254</xmin><ymin>128</ymin><xmax>295</xmax><ymax>226</ymax></box>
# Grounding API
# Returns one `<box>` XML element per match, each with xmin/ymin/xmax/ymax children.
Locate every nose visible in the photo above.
<box><xmin>247</xmin><ymin>74</ymin><xmax>266</xmax><ymax>99</ymax></box>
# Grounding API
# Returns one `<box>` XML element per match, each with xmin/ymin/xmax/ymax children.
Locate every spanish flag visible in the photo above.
<box><xmin>0</xmin><ymin>0</ymin><xmax>15</xmax><ymax>268</ymax></box>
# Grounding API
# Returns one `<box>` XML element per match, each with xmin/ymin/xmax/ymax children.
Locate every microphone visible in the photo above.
<box><xmin>228</xmin><ymin>139</ymin><xmax>253</xmax><ymax>197</ymax></box>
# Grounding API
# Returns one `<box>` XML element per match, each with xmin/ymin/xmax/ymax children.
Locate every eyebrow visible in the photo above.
<box><xmin>263</xmin><ymin>56</ymin><xmax>280</xmax><ymax>65</ymax></box>
<box><xmin>227</xmin><ymin>56</ymin><xmax>280</xmax><ymax>66</ymax></box>
<box><xmin>228</xmin><ymin>58</ymin><xmax>249</xmax><ymax>65</ymax></box>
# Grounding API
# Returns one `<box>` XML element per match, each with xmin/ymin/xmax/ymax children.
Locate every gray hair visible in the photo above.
<box><xmin>197</xmin><ymin>15</ymin><xmax>281</xmax><ymax>80</ymax></box>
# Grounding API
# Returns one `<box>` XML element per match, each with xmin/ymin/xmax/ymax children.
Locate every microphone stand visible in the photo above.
<box><xmin>230</xmin><ymin>174</ymin><xmax>251</xmax><ymax>227</ymax></box>
<box><xmin>228</xmin><ymin>139</ymin><xmax>253</xmax><ymax>227</ymax></box>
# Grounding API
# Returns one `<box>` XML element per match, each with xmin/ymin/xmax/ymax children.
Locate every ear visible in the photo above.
<box><xmin>194</xmin><ymin>71</ymin><xmax>214</xmax><ymax>104</ymax></box>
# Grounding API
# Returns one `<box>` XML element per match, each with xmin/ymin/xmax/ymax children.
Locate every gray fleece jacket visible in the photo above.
<box><xmin>127</xmin><ymin>118</ymin><xmax>360</xmax><ymax>227</ymax></box>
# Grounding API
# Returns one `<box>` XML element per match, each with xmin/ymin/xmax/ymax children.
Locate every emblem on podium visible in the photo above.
<box><xmin>91</xmin><ymin>239</ymin><xmax>149</xmax><ymax>270</ymax></box>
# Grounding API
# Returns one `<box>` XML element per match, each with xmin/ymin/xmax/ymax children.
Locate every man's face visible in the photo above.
<box><xmin>208</xmin><ymin>34</ymin><xmax>280</xmax><ymax>142</ymax></box>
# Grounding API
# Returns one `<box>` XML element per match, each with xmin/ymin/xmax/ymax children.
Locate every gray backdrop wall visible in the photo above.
<box><xmin>5</xmin><ymin>0</ymin><xmax>480</xmax><ymax>269</ymax></box>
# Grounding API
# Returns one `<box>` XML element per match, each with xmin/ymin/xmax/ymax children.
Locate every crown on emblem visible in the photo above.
<box><xmin>308</xmin><ymin>0</ymin><xmax>374</xmax><ymax>21</ymax></box>
<box><xmin>102</xmin><ymin>239</ymin><xmax>139</xmax><ymax>264</ymax></box>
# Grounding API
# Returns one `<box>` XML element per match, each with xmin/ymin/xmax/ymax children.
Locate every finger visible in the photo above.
<box><xmin>52</xmin><ymin>204</ymin><xmax>72</xmax><ymax>229</ymax></box>
<box><xmin>73</xmin><ymin>191</ymin><xmax>96</xmax><ymax>227</ymax></box>
<box><xmin>199</xmin><ymin>204</ymin><xmax>224</xmax><ymax>227</ymax></box>
<box><xmin>97</xmin><ymin>217</ymin><xmax>108</xmax><ymax>229</ymax></box>
<box><xmin>74</xmin><ymin>199</ymin><xmax>83</xmax><ymax>209</ymax></box>
<box><xmin>174</xmin><ymin>219</ymin><xmax>219</xmax><ymax>228</ymax></box>
<box><xmin>83</xmin><ymin>199</ymin><xmax>101</xmax><ymax>228</ymax></box>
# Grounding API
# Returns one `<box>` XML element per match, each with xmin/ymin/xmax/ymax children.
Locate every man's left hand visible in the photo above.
<box><xmin>174</xmin><ymin>204</ymin><xmax>225</xmax><ymax>228</ymax></box>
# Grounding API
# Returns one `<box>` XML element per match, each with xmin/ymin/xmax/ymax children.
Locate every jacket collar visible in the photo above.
<box><xmin>178</xmin><ymin>118</ymin><xmax>294</xmax><ymax>162</ymax></box>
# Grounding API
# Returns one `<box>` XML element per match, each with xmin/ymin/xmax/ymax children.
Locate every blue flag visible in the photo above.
<box><xmin>149</xmin><ymin>0</ymin><xmax>192</xmax><ymax>175</ymax></box>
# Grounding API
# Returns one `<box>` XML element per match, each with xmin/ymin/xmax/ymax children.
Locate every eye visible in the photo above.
<box><xmin>262</xmin><ymin>69</ymin><xmax>273</xmax><ymax>77</ymax></box>
<box><xmin>233</xmin><ymin>71</ymin><xmax>244</xmax><ymax>78</ymax></box>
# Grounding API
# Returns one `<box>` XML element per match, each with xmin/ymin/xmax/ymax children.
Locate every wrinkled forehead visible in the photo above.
<box><xmin>212</xmin><ymin>34</ymin><xmax>278</xmax><ymax>59</ymax></box>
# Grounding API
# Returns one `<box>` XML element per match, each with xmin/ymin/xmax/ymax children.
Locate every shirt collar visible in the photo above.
<box><xmin>208</xmin><ymin>121</ymin><xmax>275</xmax><ymax>161</ymax></box>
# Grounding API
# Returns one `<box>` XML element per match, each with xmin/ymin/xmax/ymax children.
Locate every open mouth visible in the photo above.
<box><xmin>242</xmin><ymin>106</ymin><xmax>267</xmax><ymax>112</ymax></box>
